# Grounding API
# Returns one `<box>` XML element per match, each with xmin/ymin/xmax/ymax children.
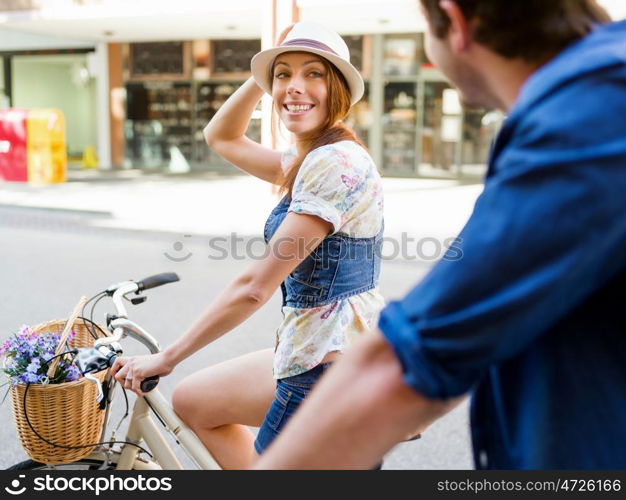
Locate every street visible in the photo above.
<box><xmin>0</xmin><ymin>206</ymin><xmax>472</xmax><ymax>469</ymax></box>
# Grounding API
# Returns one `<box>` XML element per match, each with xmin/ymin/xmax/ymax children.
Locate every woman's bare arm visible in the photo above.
<box><xmin>112</xmin><ymin>212</ymin><xmax>332</xmax><ymax>392</ymax></box>
<box><xmin>165</xmin><ymin>213</ymin><xmax>331</xmax><ymax>360</ymax></box>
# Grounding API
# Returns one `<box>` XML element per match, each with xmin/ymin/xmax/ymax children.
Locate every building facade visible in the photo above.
<box><xmin>1</xmin><ymin>0</ymin><xmax>623</xmax><ymax>178</ymax></box>
<box><xmin>119</xmin><ymin>35</ymin><xmax>498</xmax><ymax>179</ymax></box>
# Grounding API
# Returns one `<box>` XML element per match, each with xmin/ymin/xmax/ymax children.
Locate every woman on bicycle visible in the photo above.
<box><xmin>112</xmin><ymin>21</ymin><xmax>384</xmax><ymax>469</ymax></box>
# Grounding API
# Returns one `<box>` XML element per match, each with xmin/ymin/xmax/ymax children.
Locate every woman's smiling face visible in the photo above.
<box><xmin>271</xmin><ymin>52</ymin><xmax>329</xmax><ymax>138</ymax></box>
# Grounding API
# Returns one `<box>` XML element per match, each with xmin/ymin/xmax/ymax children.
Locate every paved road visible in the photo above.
<box><xmin>0</xmin><ymin>207</ymin><xmax>472</xmax><ymax>469</ymax></box>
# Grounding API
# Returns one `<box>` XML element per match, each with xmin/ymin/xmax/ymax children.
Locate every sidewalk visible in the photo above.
<box><xmin>0</xmin><ymin>168</ymin><xmax>484</xmax><ymax>244</ymax></box>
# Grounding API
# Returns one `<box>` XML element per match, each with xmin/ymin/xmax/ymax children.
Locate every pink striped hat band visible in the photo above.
<box><xmin>280</xmin><ymin>38</ymin><xmax>340</xmax><ymax>57</ymax></box>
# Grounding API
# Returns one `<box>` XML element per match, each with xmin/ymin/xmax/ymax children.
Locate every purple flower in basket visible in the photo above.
<box><xmin>19</xmin><ymin>371</ymin><xmax>41</xmax><ymax>384</ymax></box>
<box><xmin>26</xmin><ymin>357</ymin><xmax>41</xmax><ymax>374</ymax></box>
<box><xmin>66</xmin><ymin>365</ymin><xmax>81</xmax><ymax>382</ymax></box>
<box><xmin>0</xmin><ymin>325</ymin><xmax>84</xmax><ymax>388</ymax></box>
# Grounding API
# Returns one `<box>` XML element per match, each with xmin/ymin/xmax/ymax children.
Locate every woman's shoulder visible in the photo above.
<box><xmin>281</xmin><ymin>144</ymin><xmax>298</xmax><ymax>171</ymax></box>
<box><xmin>306</xmin><ymin>140</ymin><xmax>369</xmax><ymax>158</ymax></box>
<box><xmin>304</xmin><ymin>140</ymin><xmax>376</xmax><ymax>170</ymax></box>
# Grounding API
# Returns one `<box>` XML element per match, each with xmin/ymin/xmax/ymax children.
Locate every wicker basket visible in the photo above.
<box><xmin>9</xmin><ymin>317</ymin><xmax>109</xmax><ymax>464</ymax></box>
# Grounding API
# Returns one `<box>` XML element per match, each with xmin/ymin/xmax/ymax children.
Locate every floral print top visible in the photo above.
<box><xmin>273</xmin><ymin>140</ymin><xmax>385</xmax><ymax>379</ymax></box>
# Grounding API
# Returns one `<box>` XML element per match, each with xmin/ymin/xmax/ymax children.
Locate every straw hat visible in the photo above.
<box><xmin>251</xmin><ymin>21</ymin><xmax>365</xmax><ymax>106</ymax></box>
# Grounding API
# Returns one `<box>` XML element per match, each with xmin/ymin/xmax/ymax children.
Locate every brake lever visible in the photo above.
<box><xmin>122</xmin><ymin>294</ymin><xmax>147</xmax><ymax>305</ymax></box>
<box><xmin>84</xmin><ymin>372</ymin><xmax>104</xmax><ymax>403</ymax></box>
<box><xmin>131</xmin><ymin>296</ymin><xmax>147</xmax><ymax>305</ymax></box>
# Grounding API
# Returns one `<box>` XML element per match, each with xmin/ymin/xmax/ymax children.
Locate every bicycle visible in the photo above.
<box><xmin>7</xmin><ymin>272</ymin><xmax>222</xmax><ymax>471</ymax></box>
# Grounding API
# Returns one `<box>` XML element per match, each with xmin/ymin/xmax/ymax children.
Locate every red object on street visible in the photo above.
<box><xmin>0</xmin><ymin>108</ymin><xmax>29</xmax><ymax>182</ymax></box>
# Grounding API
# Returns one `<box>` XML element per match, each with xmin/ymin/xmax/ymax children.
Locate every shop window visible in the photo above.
<box><xmin>129</xmin><ymin>42</ymin><xmax>190</xmax><ymax>79</ymax></box>
<box><xmin>344</xmin><ymin>35</ymin><xmax>364</xmax><ymax>73</ymax></box>
<box><xmin>211</xmin><ymin>40</ymin><xmax>261</xmax><ymax>76</ymax></box>
<box><xmin>421</xmin><ymin>80</ymin><xmax>455</xmax><ymax>174</ymax></box>
<box><xmin>125</xmin><ymin>81</ymin><xmax>193</xmax><ymax>168</ymax></box>
<box><xmin>193</xmin><ymin>81</ymin><xmax>260</xmax><ymax>166</ymax></box>
<box><xmin>123</xmin><ymin>38</ymin><xmax>260</xmax><ymax>170</ymax></box>
<box><xmin>420</xmin><ymin>81</ymin><xmax>494</xmax><ymax>177</ymax></box>
<box><xmin>383</xmin><ymin>81</ymin><xmax>418</xmax><ymax>174</ymax></box>
<box><xmin>383</xmin><ymin>35</ymin><xmax>420</xmax><ymax>77</ymax></box>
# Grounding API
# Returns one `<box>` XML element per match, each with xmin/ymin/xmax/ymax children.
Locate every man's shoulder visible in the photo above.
<box><xmin>499</xmin><ymin>33</ymin><xmax>626</xmax><ymax>162</ymax></box>
<box><xmin>522</xmin><ymin>65</ymin><xmax>626</xmax><ymax>130</ymax></box>
<box><xmin>491</xmin><ymin>62</ymin><xmax>626</xmax><ymax>177</ymax></box>
<box><xmin>513</xmin><ymin>21</ymin><xmax>626</xmax><ymax>118</ymax></box>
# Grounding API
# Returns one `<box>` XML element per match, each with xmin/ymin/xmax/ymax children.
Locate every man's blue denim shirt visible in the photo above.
<box><xmin>379</xmin><ymin>20</ymin><xmax>626</xmax><ymax>469</ymax></box>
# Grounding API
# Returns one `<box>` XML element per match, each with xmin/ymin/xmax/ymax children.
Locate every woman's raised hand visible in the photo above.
<box><xmin>275</xmin><ymin>24</ymin><xmax>295</xmax><ymax>46</ymax></box>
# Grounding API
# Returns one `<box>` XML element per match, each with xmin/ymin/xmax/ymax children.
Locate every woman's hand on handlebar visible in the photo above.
<box><xmin>111</xmin><ymin>352</ymin><xmax>174</xmax><ymax>396</ymax></box>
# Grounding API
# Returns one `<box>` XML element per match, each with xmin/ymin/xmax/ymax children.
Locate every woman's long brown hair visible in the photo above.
<box><xmin>272</xmin><ymin>55</ymin><xmax>366</xmax><ymax>197</ymax></box>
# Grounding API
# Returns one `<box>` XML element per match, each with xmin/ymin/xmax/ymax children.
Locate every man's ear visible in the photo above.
<box><xmin>439</xmin><ymin>0</ymin><xmax>472</xmax><ymax>52</ymax></box>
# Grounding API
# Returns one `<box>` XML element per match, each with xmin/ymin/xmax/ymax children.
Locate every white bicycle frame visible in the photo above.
<box><xmin>82</xmin><ymin>282</ymin><xmax>221</xmax><ymax>470</ymax></box>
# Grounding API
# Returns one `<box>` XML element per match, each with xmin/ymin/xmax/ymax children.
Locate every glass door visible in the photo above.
<box><xmin>125</xmin><ymin>81</ymin><xmax>192</xmax><ymax>169</ymax></box>
<box><xmin>380</xmin><ymin>34</ymin><xmax>420</xmax><ymax>176</ymax></box>
<box><xmin>382</xmin><ymin>81</ymin><xmax>417</xmax><ymax>175</ymax></box>
<box><xmin>419</xmin><ymin>80</ymin><xmax>459</xmax><ymax>177</ymax></box>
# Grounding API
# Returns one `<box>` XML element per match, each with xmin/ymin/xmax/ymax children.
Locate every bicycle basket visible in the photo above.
<box><xmin>9</xmin><ymin>318</ymin><xmax>109</xmax><ymax>465</ymax></box>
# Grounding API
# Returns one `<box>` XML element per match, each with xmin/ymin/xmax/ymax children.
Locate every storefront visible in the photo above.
<box><xmin>122</xmin><ymin>39</ymin><xmax>262</xmax><ymax>172</ymax></box>
<box><xmin>0</xmin><ymin>25</ymin><xmax>100</xmax><ymax>167</ymax></box>
<box><xmin>11</xmin><ymin>51</ymin><xmax>99</xmax><ymax>165</ymax></box>
<box><xmin>120</xmin><ymin>33</ymin><xmax>499</xmax><ymax>178</ymax></box>
<box><xmin>2</xmin><ymin>0</ymin><xmax>624</xmax><ymax>177</ymax></box>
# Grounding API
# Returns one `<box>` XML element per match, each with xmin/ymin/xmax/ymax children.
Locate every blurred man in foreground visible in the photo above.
<box><xmin>254</xmin><ymin>0</ymin><xmax>626</xmax><ymax>469</ymax></box>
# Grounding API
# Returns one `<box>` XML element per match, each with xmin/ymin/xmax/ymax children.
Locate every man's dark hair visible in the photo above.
<box><xmin>420</xmin><ymin>0</ymin><xmax>612</xmax><ymax>62</ymax></box>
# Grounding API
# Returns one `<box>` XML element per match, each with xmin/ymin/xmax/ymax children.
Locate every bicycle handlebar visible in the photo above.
<box><xmin>136</xmin><ymin>272</ymin><xmax>180</xmax><ymax>292</ymax></box>
<box><xmin>105</xmin><ymin>272</ymin><xmax>180</xmax><ymax>320</ymax></box>
<box><xmin>105</xmin><ymin>272</ymin><xmax>180</xmax><ymax>297</ymax></box>
<box><xmin>87</xmin><ymin>271</ymin><xmax>181</xmax><ymax>393</ymax></box>
<box><xmin>75</xmin><ymin>346</ymin><xmax>160</xmax><ymax>393</ymax></box>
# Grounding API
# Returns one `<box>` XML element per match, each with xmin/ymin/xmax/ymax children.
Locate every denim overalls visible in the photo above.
<box><xmin>254</xmin><ymin>195</ymin><xmax>383</xmax><ymax>455</ymax></box>
<box><xmin>263</xmin><ymin>195</ymin><xmax>383</xmax><ymax>308</ymax></box>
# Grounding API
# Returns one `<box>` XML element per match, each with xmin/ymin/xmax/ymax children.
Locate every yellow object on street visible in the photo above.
<box><xmin>26</xmin><ymin>109</ymin><xmax>67</xmax><ymax>185</ymax></box>
<box><xmin>81</xmin><ymin>145</ymin><xmax>98</xmax><ymax>169</ymax></box>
